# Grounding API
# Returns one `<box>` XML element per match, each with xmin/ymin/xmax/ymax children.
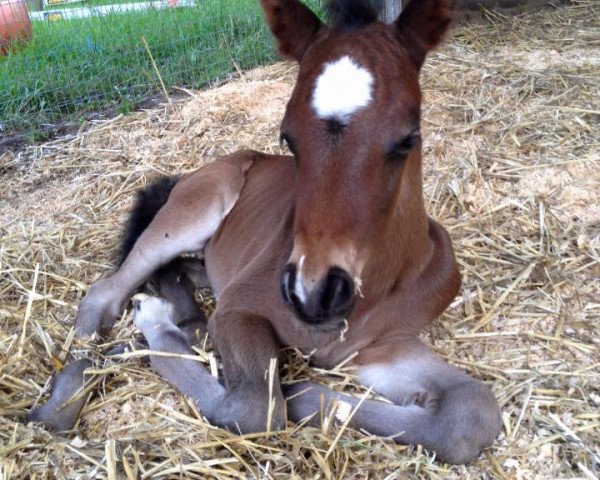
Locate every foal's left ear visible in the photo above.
<box><xmin>261</xmin><ymin>0</ymin><xmax>324</xmax><ymax>62</ymax></box>
<box><xmin>395</xmin><ymin>0</ymin><xmax>454</xmax><ymax>68</ymax></box>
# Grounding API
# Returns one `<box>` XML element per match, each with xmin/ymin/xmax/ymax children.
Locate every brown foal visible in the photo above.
<box><xmin>31</xmin><ymin>0</ymin><xmax>501</xmax><ymax>464</ymax></box>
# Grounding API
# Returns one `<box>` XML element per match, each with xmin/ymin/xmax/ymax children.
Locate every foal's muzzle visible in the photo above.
<box><xmin>281</xmin><ymin>263</ymin><xmax>355</xmax><ymax>325</ymax></box>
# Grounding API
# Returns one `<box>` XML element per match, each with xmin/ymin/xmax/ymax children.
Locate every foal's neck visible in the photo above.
<box><xmin>362</xmin><ymin>155</ymin><xmax>432</xmax><ymax>300</ymax></box>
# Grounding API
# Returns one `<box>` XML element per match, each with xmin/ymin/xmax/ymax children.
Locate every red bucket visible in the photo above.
<box><xmin>0</xmin><ymin>0</ymin><xmax>33</xmax><ymax>56</ymax></box>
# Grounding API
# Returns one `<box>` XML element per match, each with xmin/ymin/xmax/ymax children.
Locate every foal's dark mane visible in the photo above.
<box><xmin>326</xmin><ymin>0</ymin><xmax>383</xmax><ymax>31</ymax></box>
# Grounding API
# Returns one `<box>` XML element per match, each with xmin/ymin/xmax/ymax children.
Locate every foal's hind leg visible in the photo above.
<box><xmin>286</xmin><ymin>337</ymin><xmax>501</xmax><ymax>464</ymax></box>
<box><xmin>75</xmin><ymin>155</ymin><xmax>253</xmax><ymax>337</ymax></box>
<box><xmin>28</xmin><ymin>359</ymin><xmax>94</xmax><ymax>432</ymax></box>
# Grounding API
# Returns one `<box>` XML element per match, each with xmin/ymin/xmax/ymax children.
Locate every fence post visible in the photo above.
<box><xmin>380</xmin><ymin>0</ymin><xmax>402</xmax><ymax>23</ymax></box>
<box><xmin>25</xmin><ymin>0</ymin><xmax>44</xmax><ymax>12</ymax></box>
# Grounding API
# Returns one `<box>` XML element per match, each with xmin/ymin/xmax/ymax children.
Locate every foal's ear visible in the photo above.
<box><xmin>395</xmin><ymin>0</ymin><xmax>454</xmax><ymax>67</ymax></box>
<box><xmin>261</xmin><ymin>0</ymin><xmax>324</xmax><ymax>62</ymax></box>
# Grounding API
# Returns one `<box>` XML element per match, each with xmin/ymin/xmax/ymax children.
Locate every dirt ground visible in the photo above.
<box><xmin>1</xmin><ymin>2</ymin><xmax>599</xmax><ymax>479</ymax></box>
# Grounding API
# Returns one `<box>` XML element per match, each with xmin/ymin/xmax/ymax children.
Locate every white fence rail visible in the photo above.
<box><xmin>29</xmin><ymin>0</ymin><xmax>195</xmax><ymax>21</ymax></box>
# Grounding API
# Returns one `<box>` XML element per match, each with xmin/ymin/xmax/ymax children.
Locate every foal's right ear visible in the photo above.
<box><xmin>395</xmin><ymin>0</ymin><xmax>454</xmax><ymax>68</ymax></box>
<box><xmin>261</xmin><ymin>0</ymin><xmax>324</xmax><ymax>62</ymax></box>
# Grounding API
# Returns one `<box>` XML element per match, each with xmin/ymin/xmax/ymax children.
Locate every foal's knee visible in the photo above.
<box><xmin>434</xmin><ymin>381</ymin><xmax>501</xmax><ymax>464</ymax></box>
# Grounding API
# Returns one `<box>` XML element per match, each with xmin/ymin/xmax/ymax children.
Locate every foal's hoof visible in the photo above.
<box><xmin>133</xmin><ymin>294</ymin><xmax>206</xmax><ymax>347</ymax></box>
<box><xmin>133</xmin><ymin>294</ymin><xmax>179</xmax><ymax>341</ymax></box>
<box><xmin>74</xmin><ymin>281</ymin><xmax>122</xmax><ymax>338</ymax></box>
<box><xmin>28</xmin><ymin>359</ymin><xmax>93</xmax><ymax>432</ymax></box>
<box><xmin>75</xmin><ymin>302</ymin><xmax>109</xmax><ymax>338</ymax></box>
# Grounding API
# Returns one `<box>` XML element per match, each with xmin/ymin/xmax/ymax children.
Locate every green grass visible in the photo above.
<box><xmin>0</xmin><ymin>0</ymin><xmax>279</xmax><ymax>139</ymax></box>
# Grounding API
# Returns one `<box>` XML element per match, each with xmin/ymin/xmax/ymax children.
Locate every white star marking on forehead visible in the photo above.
<box><xmin>311</xmin><ymin>55</ymin><xmax>374</xmax><ymax>125</ymax></box>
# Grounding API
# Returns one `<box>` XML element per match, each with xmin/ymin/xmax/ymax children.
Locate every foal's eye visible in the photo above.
<box><xmin>387</xmin><ymin>132</ymin><xmax>421</xmax><ymax>162</ymax></box>
<box><xmin>280</xmin><ymin>132</ymin><xmax>297</xmax><ymax>156</ymax></box>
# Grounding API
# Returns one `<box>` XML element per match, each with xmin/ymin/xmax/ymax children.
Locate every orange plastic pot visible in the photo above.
<box><xmin>0</xmin><ymin>0</ymin><xmax>32</xmax><ymax>56</ymax></box>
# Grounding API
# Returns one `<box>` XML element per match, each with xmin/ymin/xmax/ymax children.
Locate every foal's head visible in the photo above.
<box><xmin>262</xmin><ymin>0</ymin><xmax>453</xmax><ymax>325</ymax></box>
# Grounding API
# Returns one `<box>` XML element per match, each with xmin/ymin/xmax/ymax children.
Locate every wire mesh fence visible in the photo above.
<box><xmin>1</xmin><ymin>0</ymin><xmax>319</xmax><ymax>144</ymax></box>
<box><xmin>1</xmin><ymin>0</ymin><xmax>558</xmax><ymax>146</ymax></box>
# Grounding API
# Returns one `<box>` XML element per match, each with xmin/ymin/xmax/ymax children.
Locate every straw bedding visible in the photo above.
<box><xmin>1</xmin><ymin>3</ymin><xmax>598</xmax><ymax>478</ymax></box>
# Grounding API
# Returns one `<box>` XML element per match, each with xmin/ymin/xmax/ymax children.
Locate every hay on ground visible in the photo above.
<box><xmin>1</xmin><ymin>3</ymin><xmax>599</xmax><ymax>479</ymax></box>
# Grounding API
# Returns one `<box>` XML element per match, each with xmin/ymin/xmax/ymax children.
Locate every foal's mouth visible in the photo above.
<box><xmin>281</xmin><ymin>263</ymin><xmax>356</xmax><ymax>327</ymax></box>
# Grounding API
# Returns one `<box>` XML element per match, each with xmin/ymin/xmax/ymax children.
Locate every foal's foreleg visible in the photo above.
<box><xmin>133</xmin><ymin>296</ymin><xmax>225</xmax><ymax>413</ymax></box>
<box><xmin>134</xmin><ymin>296</ymin><xmax>284</xmax><ymax>433</ymax></box>
<box><xmin>207</xmin><ymin>305</ymin><xmax>286</xmax><ymax>432</ymax></box>
<box><xmin>75</xmin><ymin>157</ymin><xmax>252</xmax><ymax>337</ymax></box>
<box><xmin>286</xmin><ymin>338</ymin><xmax>501</xmax><ymax>464</ymax></box>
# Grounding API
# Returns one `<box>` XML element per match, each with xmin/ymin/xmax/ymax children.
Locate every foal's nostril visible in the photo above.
<box><xmin>320</xmin><ymin>267</ymin><xmax>355</xmax><ymax>315</ymax></box>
